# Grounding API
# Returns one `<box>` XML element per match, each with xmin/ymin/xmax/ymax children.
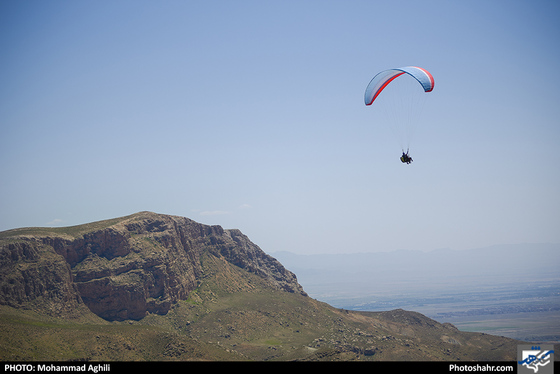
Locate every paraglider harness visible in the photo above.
<box><xmin>400</xmin><ymin>150</ymin><xmax>413</xmax><ymax>164</ymax></box>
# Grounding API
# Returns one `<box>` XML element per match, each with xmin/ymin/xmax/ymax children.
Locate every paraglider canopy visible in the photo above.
<box><xmin>364</xmin><ymin>66</ymin><xmax>434</xmax><ymax>164</ymax></box>
<box><xmin>364</xmin><ymin>66</ymin><xmax>434</xmax><ymax>106</ymax></box>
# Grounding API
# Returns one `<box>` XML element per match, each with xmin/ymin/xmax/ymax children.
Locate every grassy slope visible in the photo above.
<box><xmin>0</xmin><ymin>306</ymin><xmax>238</xmax><ymax>361</ymax></box>
<box><xmin>0</xmin><ymin>216</ymin><xmax>130</xmax><ymax>241</ymax></box>
<box><xmin>0</xmin><ymin>251</ymin><xmax>523</xmax><ymax>361</ymax></box>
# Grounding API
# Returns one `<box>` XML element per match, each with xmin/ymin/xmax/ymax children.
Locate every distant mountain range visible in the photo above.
<box><xmin>0</xmin><ymin>212</ymin><xmax>531</xmax><ymax>361</ymax></box>
<box><xmin>271</xmin><ymin>243</ymin><xmax>560</xmax><ymax>298</ymax></box>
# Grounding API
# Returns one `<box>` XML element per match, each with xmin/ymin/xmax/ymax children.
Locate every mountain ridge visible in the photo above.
<box><xmin>0</xmin><ymin>211</ymin><xmax>528</xmax><ymax>361</ymax></box>
<box><xmin>0</xmin><ymin>211</ymin><xmax>305</xmax><ymax>321</ymax></box>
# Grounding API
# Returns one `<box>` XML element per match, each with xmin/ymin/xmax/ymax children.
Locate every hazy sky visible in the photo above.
<box><xmin>1</xmin><ymin>1</ymin><xmax>559</xmax><ymax>254</ymax></box>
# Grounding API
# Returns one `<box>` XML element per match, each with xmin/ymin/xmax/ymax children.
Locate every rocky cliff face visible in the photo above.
<box><xmin>0</xmin><ymin>212</ymin><xmax>306</xmax><ymax>321</ymax></box>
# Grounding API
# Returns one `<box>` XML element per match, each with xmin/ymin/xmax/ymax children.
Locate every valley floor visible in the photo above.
<box><xmin>308</xmin><ymin>281</ymin><xmax>560</xmax><ymax>343</ymax></box>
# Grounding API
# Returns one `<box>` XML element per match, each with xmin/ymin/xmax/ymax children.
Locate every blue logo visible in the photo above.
<box><xmin>518</xmin><ymin>345</ymin><xmax>554</xmax><ymax>374</ymax></box>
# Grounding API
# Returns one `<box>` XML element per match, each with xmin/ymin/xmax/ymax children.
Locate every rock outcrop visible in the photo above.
<box><xmin>0</xmin><ymin>212</ymin><xmax>306</xmax><ymax>321</ymax></box>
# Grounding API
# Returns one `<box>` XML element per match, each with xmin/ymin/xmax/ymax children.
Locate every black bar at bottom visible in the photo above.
<box><xmin>1</xmin><ymin>361</ymin><xmax>520</xmax><ymax>373</ymax></box>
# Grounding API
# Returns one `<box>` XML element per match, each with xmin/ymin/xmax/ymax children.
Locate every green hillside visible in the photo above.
<box><xmin>0</xmin><ymin>251</ymin><xmax>521</xmax><ymax>361</ymax></box>
<box><xmin>0</xmin><ymin>212</ymin><xmax>524</xmax><ymax>361</ymax></box>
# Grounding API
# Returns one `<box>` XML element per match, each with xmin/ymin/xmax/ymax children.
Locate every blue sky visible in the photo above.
<box><xmin>1</xmin><ymin>0</ymin><xmax>559</xmax><ymax>254</ymax></box>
